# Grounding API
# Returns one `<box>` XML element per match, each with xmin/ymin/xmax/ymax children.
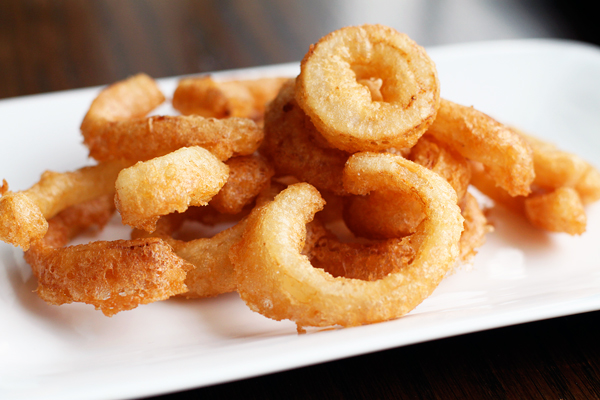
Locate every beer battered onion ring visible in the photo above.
<box><xmin>81</xmin><ymin>73</ymin><xmax>263</xmax><ymax>162</ymax></box>
<box><xmin>231</xmin><ymin>153</ymin><xmax>463</xmax><ymax>328</ymax></box>
<box><xmin>0</xmin><ymin>160</ymin><xmax>128</xmax><ymax>250</ymax></box>
<box><xmin>295</xmin><ymin>24</ymin><xmax>440</xmax><ymax>153</ymax></box>
<box><xmin>24</xmin><ymin>196</ymin><xmax>192</xmax><ymax>316</ymax></box>
<box><xmin>115</xmin><ymin>146</ymin><xmax>229</xmax><ymax>232</ymax></box>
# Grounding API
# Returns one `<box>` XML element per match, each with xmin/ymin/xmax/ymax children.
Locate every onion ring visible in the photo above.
<box><xmin>0</xmin><ymin>160</ymin><xmax>128</xmax><ymax>250</ymax></box>
<box><xmin>115</xmin><ymin>146</ymin><xmax>229</xmax><ymax>232</ymax></box>
<box><xmin>81</xmin><ymin>74</ymin><xmax>264</xmax><ymax>162</ymax></box>
<box><xmin>231</xmin><ymin>152</ymin><xmax>463</xmax><ymax>328</ymax></box>
<box><xmin>426</xmin><ymin>99</ymin><xmax>534</xmax><ymax>197</ymax></box>
<box><xmin>24</xmin><ymin>196</ymin><xmax>192</xmax><ymax>316</ymax></box>
<box><xmin>295</xmin><ymin>24</ymin><xmax>440</xmax><ymax>153</ymax></box>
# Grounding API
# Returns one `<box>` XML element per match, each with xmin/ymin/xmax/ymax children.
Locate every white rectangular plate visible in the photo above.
<box><xmin>1</xmin><ymin>39</ymin><xmax>600</xmax><ymax>400</ymax></box>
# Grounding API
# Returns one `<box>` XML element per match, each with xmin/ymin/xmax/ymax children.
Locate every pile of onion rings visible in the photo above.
<box><xmin>1</xmin><ymin>24</ymin><xmax>598</xmax><ymax>330</ymax></box>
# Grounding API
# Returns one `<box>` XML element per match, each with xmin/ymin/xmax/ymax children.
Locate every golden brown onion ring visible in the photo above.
<box><xmin>24</xmin><ymin>196</ymin><xmax>192</xmax><ymax>316</ymax></box>
<box><xmin>81</xmin><ymin>74</ymin><xmax>263</xmax><ymax>162</ymax></box>
<box><xmin>0</xmin><ymin>161</ymin><xmax>128</xmax><ymax>250</ymax></box>
<box><xmin>115</xmin><ymin>146</ymin><xmax>229</xmax><ymax>232</ymax></box>
<box><xmin>231</xmin><ymin>152</ymin><xmax>463</xmax><ymax>328</ymax></box>
<box><xmin>426</xmin><ymin>99</ymin><xmax>534</xmax><ymax>197</ymax></box>
<box><xmin>295</xmin><ymin>24</ymin><xmax>440</xmax><ymax>153</ymax></box>
<box><xmin>261</xmin><ymin>79</ymin><xmax>350</xmax><ymax>195</ymax></box>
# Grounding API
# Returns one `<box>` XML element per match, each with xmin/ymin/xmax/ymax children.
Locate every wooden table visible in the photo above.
<box><xmin>2</xmin><ymin>1</ymin><xmax>599</xmax><ymax>399</ymax></box>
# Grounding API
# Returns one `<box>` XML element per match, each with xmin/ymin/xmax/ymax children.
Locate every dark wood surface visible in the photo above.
<box><xmin>2</xmin><ymin>1</ymin><xmax>600</xmax><ymax>399</ymax></box>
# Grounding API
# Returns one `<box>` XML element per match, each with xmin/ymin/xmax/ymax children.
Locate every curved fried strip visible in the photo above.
<box><xmin>262</xmin><ymin>79</ymin><xmax>350</xmax><ymax>195</ymax></box>
<box><xmin>173</xmin><ymin>76</ymin><xmax>288</xmax><ymax>123</ymax></box>
<box><xmin>295</xmin><ymin>24</ymin><xmax>440</xmax><ymax>153</ymax></box>
<box><xmin>427</xmin><ymin>99</ymin><xmax>534</xmax><ymax>197</ymax></box>
<box><xmin>132</xmin><ymin>210</ymin><xmax>246</xmax><ymax>298</ymax></box>
<box><xmin>209</xmin><ymin>154</ymin><xmax>274</xmax><ymax>214</ymax></box>
<box><xmin>115</xmin><ymin>146</ymin><xmax>229</xmax><ymax>232</ymax></box>
<box><xmin>0</xmin><ymin>161</ymin><xmax>128</xmax><ymax>250</ymax></box>
<box><xmin>231</xmin><ymin>153</ymin><xmax>463</xmax><ymax>328</ymax></box>
<box><xmin>80</xmin><ymin>74</ymin><xmax>263</xmax><ymax>162</ymax></box>
<box><xmin>24</xmin><ymin>196</ymin><xmax>192</xmax><ymax>316</ymax></box>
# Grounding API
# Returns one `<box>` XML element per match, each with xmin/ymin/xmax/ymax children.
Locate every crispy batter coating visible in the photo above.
<box><xmin>231</xmin><ymin>153</ymin><xmax>463</xmax><ymax>328</ymax></box>
<box><xmin>427</xmin><ymin>99</ymin><xmax>534</xmax><ymax>197</ymax></box>
<box><xmin>81</xmin><ymin>74</ymin><xmax>264</xmax><ymax>162</ymax></box>
<box><xmin>173</xmin><ymin>76</ymin><xmax>288</xmax><ymax>124</ymax></box>
<box><xmin>115</xmin><ymin>146</ymin><xmax>229</xmax><ymax>232</ymax></box>
<box><xmin>0</xmin><ymin>161</ymin><xmax>128</xmax><ymax>250</ymax></box>
<box><xmin>295</xmin><ymin>24</ymin><xmax>440</xmax><ymax>153</ymax></box>
<box><xmin>262</xmin><ymin>79</ymin><xmax>350</xmax><ymax>195</ymax></box>
<box><xmin>209</xmin><ymin>154</ymin><xmax>274</xmax><ymax>214</ymax></box>
<box><xmin>24</xmin><ymin>196</ymin><xmax>192</xmax><ymax>316</ymax></box>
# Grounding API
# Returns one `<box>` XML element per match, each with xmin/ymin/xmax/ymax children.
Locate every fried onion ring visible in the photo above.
<box><xmin>0</xmin><ymin>160</ymin><xmax>128</xmax><ymax>250</ymax></box>
<box><xmin>81</xmin><ymin>74</ymin><xmax>263</xmax><ymax>162</ymax></box>
<box><xmin>24</xmin><ymin>196</ymin><xmax>192</xmax><ymax>316</ymax></box>
<box><xmin>231</xmin><ymin>153</ymin><xmax>463</xmax><ymax>328</ymax></box>
<box><xmin>426</xmin><ymin>99</ymin><xmax>534</xmax><ymax>197</ymax></box>
<box><xmin>115</xmin><ymin>146</ymin><xmax>229</xmax><ymax>232</ymax></box>
<box><xmin>295</xmin><ymin>24</ymin><xmax>440</xmax><ymax>153</ymax></box>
